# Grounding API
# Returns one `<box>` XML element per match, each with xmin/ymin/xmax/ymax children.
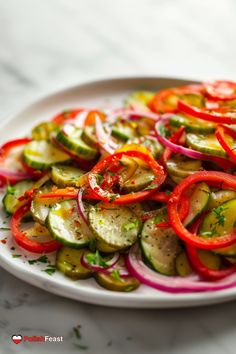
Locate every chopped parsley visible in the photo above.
<box><xmin>0</xmin><ymin>227</ymin><xmax>11</xmax><ymax>231</ymax></box>
<box><xmin>123</xmin><ymin>219</ymin><xmax>139</xmax><ymax>231</ymax></box>
<box><xmin>212</xmin><ymin>205</ymin><xmax>228</xmax><ymax>227</ymax></box>
<box><xmin>86</xmin><ymin>250</ymin><xmax>107</xmax><ymax>267</ymax></box>
<box><xmin>111</xmin><ymin>269</ymin><xmax>122</xmax><ymax>281</ymax></box>
<box><xmin>12</xmin><ymin>254</ymin><xmax>22</xmax><ymax>258</ymax></box>
<box><xmin>73</xmin><ymin>325</ymin><xmax>82</xmax><ymax>339</ymax></box>
<box><xmin>28</xmin><ymin>255</ymin><xmax>48</xmax><ymax>265</ymax></box>
<box><xmin>42</xmin><ymin>265</ymin><xmax>56</xmax><ymax>276</ymax></box>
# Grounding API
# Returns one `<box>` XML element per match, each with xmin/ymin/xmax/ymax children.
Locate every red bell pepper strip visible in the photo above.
<box><xmin>168</xmin><ymin>171</ymin><xmax>236</xmax><ymax>249</ymax></box>
<box><xmin>186</xmin><ymin>246</ymin><xmax>236</xmax><ymax>280</ymax></box>
<box><xmin>178</xmin><ymin>100</ymin><xmax>236</xmax><ymax>124</ymax></box>
<box><xmin>204</xmin><ymin>80</ymin><xmax>236</xmax><ymax>101</ymax></box>
<box><xmin>149</xmin><ymin>85</ymin><xmax>202</xmax><ymax>113</ymax></box>
<box><xmin>51</xmin><ymin>109</ymin><xmax>83</xmax><ymax>125</ymax></box>
<box><xmin>215</xmin><ymin>125</ymin><xmax>236</xmax><ymax>164</ymax></box>
<box><xmin>0</xmin><ymin>138</ymin><xmax>31</xmax><ymax>158</ymax></box>
<box><xmin>88</xmin><ymin>150</ymin><xmax>166</xmax><ymax>204</ymax></box>
<box><xmin>10</xmin><ymin>202</ymin><xmax>61</xmax><ymax>253</ymax></box>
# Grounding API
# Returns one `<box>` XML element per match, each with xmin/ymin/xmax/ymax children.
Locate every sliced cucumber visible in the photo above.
<box><xmin>31</xmin><ymin>182</ymin><xmax>59</xmax><ymax>225</ymax></box>
<box><xmin>122</xmin><ymin>167</ymin><xmax>155</xmax><ymax>193</ymax></box>
<box><xmin>23</xmin><ymin>140</ymin><xmax>70</xmax><ymax>170</ymax></box>
<box><xmin>56</xmin><ymin>247</ymin><xmax>93</xmax><ymax>280</ymax></box>
<box><xmin>124</xmin><ymin>91</ymin><xmax>155</xmax><ymax>108</ymax></box>
<box><xmin>128</xmin><ymin>136</ymin><xmax>163</xmax><ymax>159</ymax></box>
<box><xmin>32</xmin><ymin>121</ymin><xmax>58</xmax><ymax>140</ymax></box>
<box><xmin>198</xmin><ymin>250</ymin><xmax>221</xmax><ymax>270</ymax></box>
<box><xmin>180</xmin><ymin>93</ymin><xmax>205</xmax><ymax>108</ymax></box>
<box><xmin>186</xmin><ymin>133</ymin><xmax>234</xmax><ymax>158</ymax></box>
<box><xmin>89</xmin><ymin>202</ymin><xmax>141</xmax><ymax>251</ymax></box>
<box><xmin>81</xmin><ymin>126</ymin><xmax>97</xmax><ymax>148</ymax></box>
<box><xmin>51</xmin><ymin>164</ymin><xmax>86</xmax><ymax>187</ymax></box>
<box><xmin>56</xmin><ymin>125</ymin><xmax>99</xmax><ymax>161</ymax></box>
<box><xmin>176</xmin><ymin>250</ymin><xmax>221</xmax><ymax>276</ymax></box>
<box><xmin>95</xmin><ymin>257</ymin><xmax>139</xmax><ymax>292</ymax></box>
<box><xmin>207</xmin><ymin>190</ymin><xmax>236</xmax><ymax>210</ymax></box>
<box><xmin>141</xmin><ymin>215</ymin><xmax>181</xmax><ymax>276</ymax></box>
<box><xmin>137</xmin><ymin>118</ymin><xmax>155</xmax><ymax>136</ymax></box>
<box><xmin>200</xmin><ymin>199</ymin><xmax>236</xmax><ymax>256</ymax></box>
<box><xmin>170</xmin><ymin>114</ymin><xmax>216</xmax><ymax>133</ymax></box>
<box><xmin>25</xmin><ymin>223</ymin><xmax>52</xmax><ymax>241</ymax></box>
<box><xmin>176</xmin><ymin>252</ymin><xmax>192</xmax><ymax>276</ymax></box>
<box><xmin>166</xmin><ymin>154</ymin><xmax>202</xmax><ymax>178</ymax></box>
<box><xmin>3</xmin><ymin>180</ymin><xmax>34</xmax><ymax>215</ymax></box>
<box><xmin>112</xmin><ymin>121</ymin><xmax>138</xmax><ymax>141</ymax></box>
<box><xmin>47</xmin><ymin>199</ymin><xmax>92</xmax><ymax>248</ymax></box>
<box><xmin>184</xmin><ymin>182</ymin><xmax>210</xmax><ymax>226</ymax></box>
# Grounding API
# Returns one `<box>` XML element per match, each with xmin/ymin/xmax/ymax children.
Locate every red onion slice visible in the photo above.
<box><xmin>95</xmin><ymin>115</ymin><xmax>118</xmax><ymax>154</ymax></box>
<box><xmin>77</xmin><ymin>187</ymin><xmax>89</xmax><ymax>225</ymax></box>
<box><xmin>126</xmin><ymin>244</ymin><xmax>236</xmax><ymax>293</ymax></box>
<box><xmin>155</xmin><ymin>117</ymin><xmax>235</xmax><ymax>169</ymax></box>
<box><xmin>81</xmin><ymin>252</ymin><xmax>120</xmax><ymax>273</ymax></box>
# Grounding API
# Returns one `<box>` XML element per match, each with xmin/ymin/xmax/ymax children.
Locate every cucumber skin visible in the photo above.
<box><xmin>186</xmin><ymin>133</ymin><xmax>228</xmax><ymax>158</ymax></box>
<box><xmin>46</xmin><ymin>200</ymin><xmax>91</xmax><ymax>249</ymax></box>
<box><xmin>88</xmin><ymin>203</ymin><xmax>141</xmax><ymax>250</ymax></box>
<box><xmin>170</xmin><ymin>115</ymin><xmax>216</xmax><ymax>134</ymax></box>
<box><xmin>23</xmin><ymin>141</ymin><xmax>70</xmax><ymax>170</ymax></box>
<box><xmin>56</xmin><ymin>128</ymin><xmax>99</xmax><ymax>161</ymax></box>
<box><xmin>56</xmin><ymin>248</ymin><xmax>93</xmax><ymax>280</ymax></box>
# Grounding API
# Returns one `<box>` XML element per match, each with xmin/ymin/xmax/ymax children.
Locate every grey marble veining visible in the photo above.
<box><xmin>1</xmin><ymin>0</ymin><xmax>236</xmax><ymax>353</ymax></box>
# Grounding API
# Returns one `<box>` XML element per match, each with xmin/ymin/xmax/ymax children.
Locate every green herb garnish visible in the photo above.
<box><xmin>42</xmin><ymin>265</ymin><xmax>56</xmax><ymax>276</ymax></box>
<box><xmin>28</xmin><ymin>255</ymin><xmax>48</xmax><ymax>265</ymax></box>
<box><xmin>86</xmin><ymin>250</ymin><xmax>107</xmax><ymax>267</ymax></box>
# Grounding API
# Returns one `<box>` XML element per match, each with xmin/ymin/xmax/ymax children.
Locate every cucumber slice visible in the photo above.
<box><xmin>112</xmin><ymin>121</ymin><xmax>138</xmax><ymax>141</ymax></box>
<box><xmin>23</xmin><ymin>140</ymin><xmax>70</xmax><ymax>170</ymax></box>
<box><xmin>198</xmin><ymin>250</ymin><xmax>221</xmax><ymax>270</ymax></box>
<box><xmin>47</xmin><ymin>199</ymin><xmax>92</xmax><ymax>248</ymax></box>
<box><xmin>124</xmin><ymin>91</ymin><xmax>155</xmax><ymax>108</ymax></box>
<box><xmin>170</xmin><ymin>114</ymin><xmax>216</xmax><ymax>133</ymax></box>
<box><xmin>3</xmin><ymin>180</ymin><xmax>34</xmax><ymax>215</ymax></box>
<box><xmin>128</xmin><ymin>136</ymin><xmax>163</xmax><ymax>159</ymax></box>
<box><xmin>122</xmin><ymin>167</ymin><xmax>155</xmax><ymax>193</ymax></box>
<box><xmin>141</xmin><ymin>215</ymin><xmax>181</xmax><ymax>275</ymax></box>
<box><xmin>184</xmin><ymin>182</ymin><xmax>210</xmax><ymax>226</ymax></box>
<box><xmin>25</xmin><ymin>223</ymin><xmax>52</xmax><ymax>241</ymax></box>
<box><xmin>176</xmin><ymin>252</ymin><xmax>192</xmax><ymax>276</ymax></box>
<box><xmin>186</xmin><ymin>133</ymin><xmax>235</xmax><ymax>158</ymax></box>
<box><xmin>207</xmin><ymin>190</ymin><xmax>236</xmax><ymax>210</ymax></box>
<box><xmin>31</xmin><ymin>183</ymin><xmax>59</xmax><ymax>225</ymax></box>
<box><xmin>51</xmin><ymin>164</ymin><xmax>86</xmax><ymax>187</ymax></box>
<box><xmin>200</xmin><ymin>199</ymin><xmax>236</xmax><ymax>256</ymax></box>
<box><xmin>81</xmin><ymin>126</ymin><xmax>97</xmax><ymax>148</ymax></box>
<box><xmin>166</xmin><ymin>154</ymin><xmax>202</xmax><ymax>178</ymax></box>
<box><xmin>96</xmin><ymin>240</ymin><xmax>119</xmax><ymax>253</ymax></box>
<box><xmin>176</xmin><ymin>250</ymin><xmax>221</xmax><ymax>276</ymax></box>
<box><xmin>180</xmin><ymin>93</ymin><xmax>205</xmax><ymax>108</ymax></box>
<box><xmin>137</xmin><ymin>118</ymin><xmax>155</xmax><ymax>136</ymax></box>
<box><xmin>56</xmin><ymin>247</ymin><xmax>93</xmax><ymax>280</ymax></box>
<box><xmin>89</xmin><ymin>202</ymin><xmax>141</xmax><ymax>251</ymax></box>
<box><xmin>56</xmin><ymin>125</ymin><xmax>99</xmax><ymax>161</ymax></box>
<box><xmin>94</xmin><ymin>257</ymin><xmax>139</xmax><ymax>292</ymax></box>
<box><xmin>32</xmin><ymin>122</ymin><xmax>58</xmax><ymax>140</ymax></box>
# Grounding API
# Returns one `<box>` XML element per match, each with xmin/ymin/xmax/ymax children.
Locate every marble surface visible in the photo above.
<box><xmin>1</xmin><ymin>0</ymin><xmax>236</xmax><ymax>353</ymax></box>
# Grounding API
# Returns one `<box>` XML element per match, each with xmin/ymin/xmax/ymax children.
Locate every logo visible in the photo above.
<box><xmin>12</xmin><ymin>335</ymin><xmax>23</xmax><ymax>345</ymax></box>
<box><xmin>11</xmin><ymin>334</ymin><xmax>63</xmax><ymax>344</ymax></box>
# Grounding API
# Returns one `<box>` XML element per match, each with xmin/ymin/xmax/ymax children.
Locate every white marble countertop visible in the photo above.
<box><xmin>1</xmin><ymin>0</ymin><xmax>236</xmax><ymax>353</ymax></box>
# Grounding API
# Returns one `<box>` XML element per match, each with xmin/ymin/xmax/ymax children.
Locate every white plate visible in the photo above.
<box><xmin>1</xmin><ymin>76</ymin><xmax>236</xmax><ymax>308</ymax></box>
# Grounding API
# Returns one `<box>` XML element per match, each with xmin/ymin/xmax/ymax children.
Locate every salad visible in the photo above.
<box><xmin>1</xmin><ymin>79</ymin><xmax>236</xmax><ymax>294</ymax></box>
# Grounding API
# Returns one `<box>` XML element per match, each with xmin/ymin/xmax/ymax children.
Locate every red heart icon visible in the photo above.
<box><xmin>12</xmin><ymin>335</ymin><xmax>22</xmax><ymax>344</ymax></box>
